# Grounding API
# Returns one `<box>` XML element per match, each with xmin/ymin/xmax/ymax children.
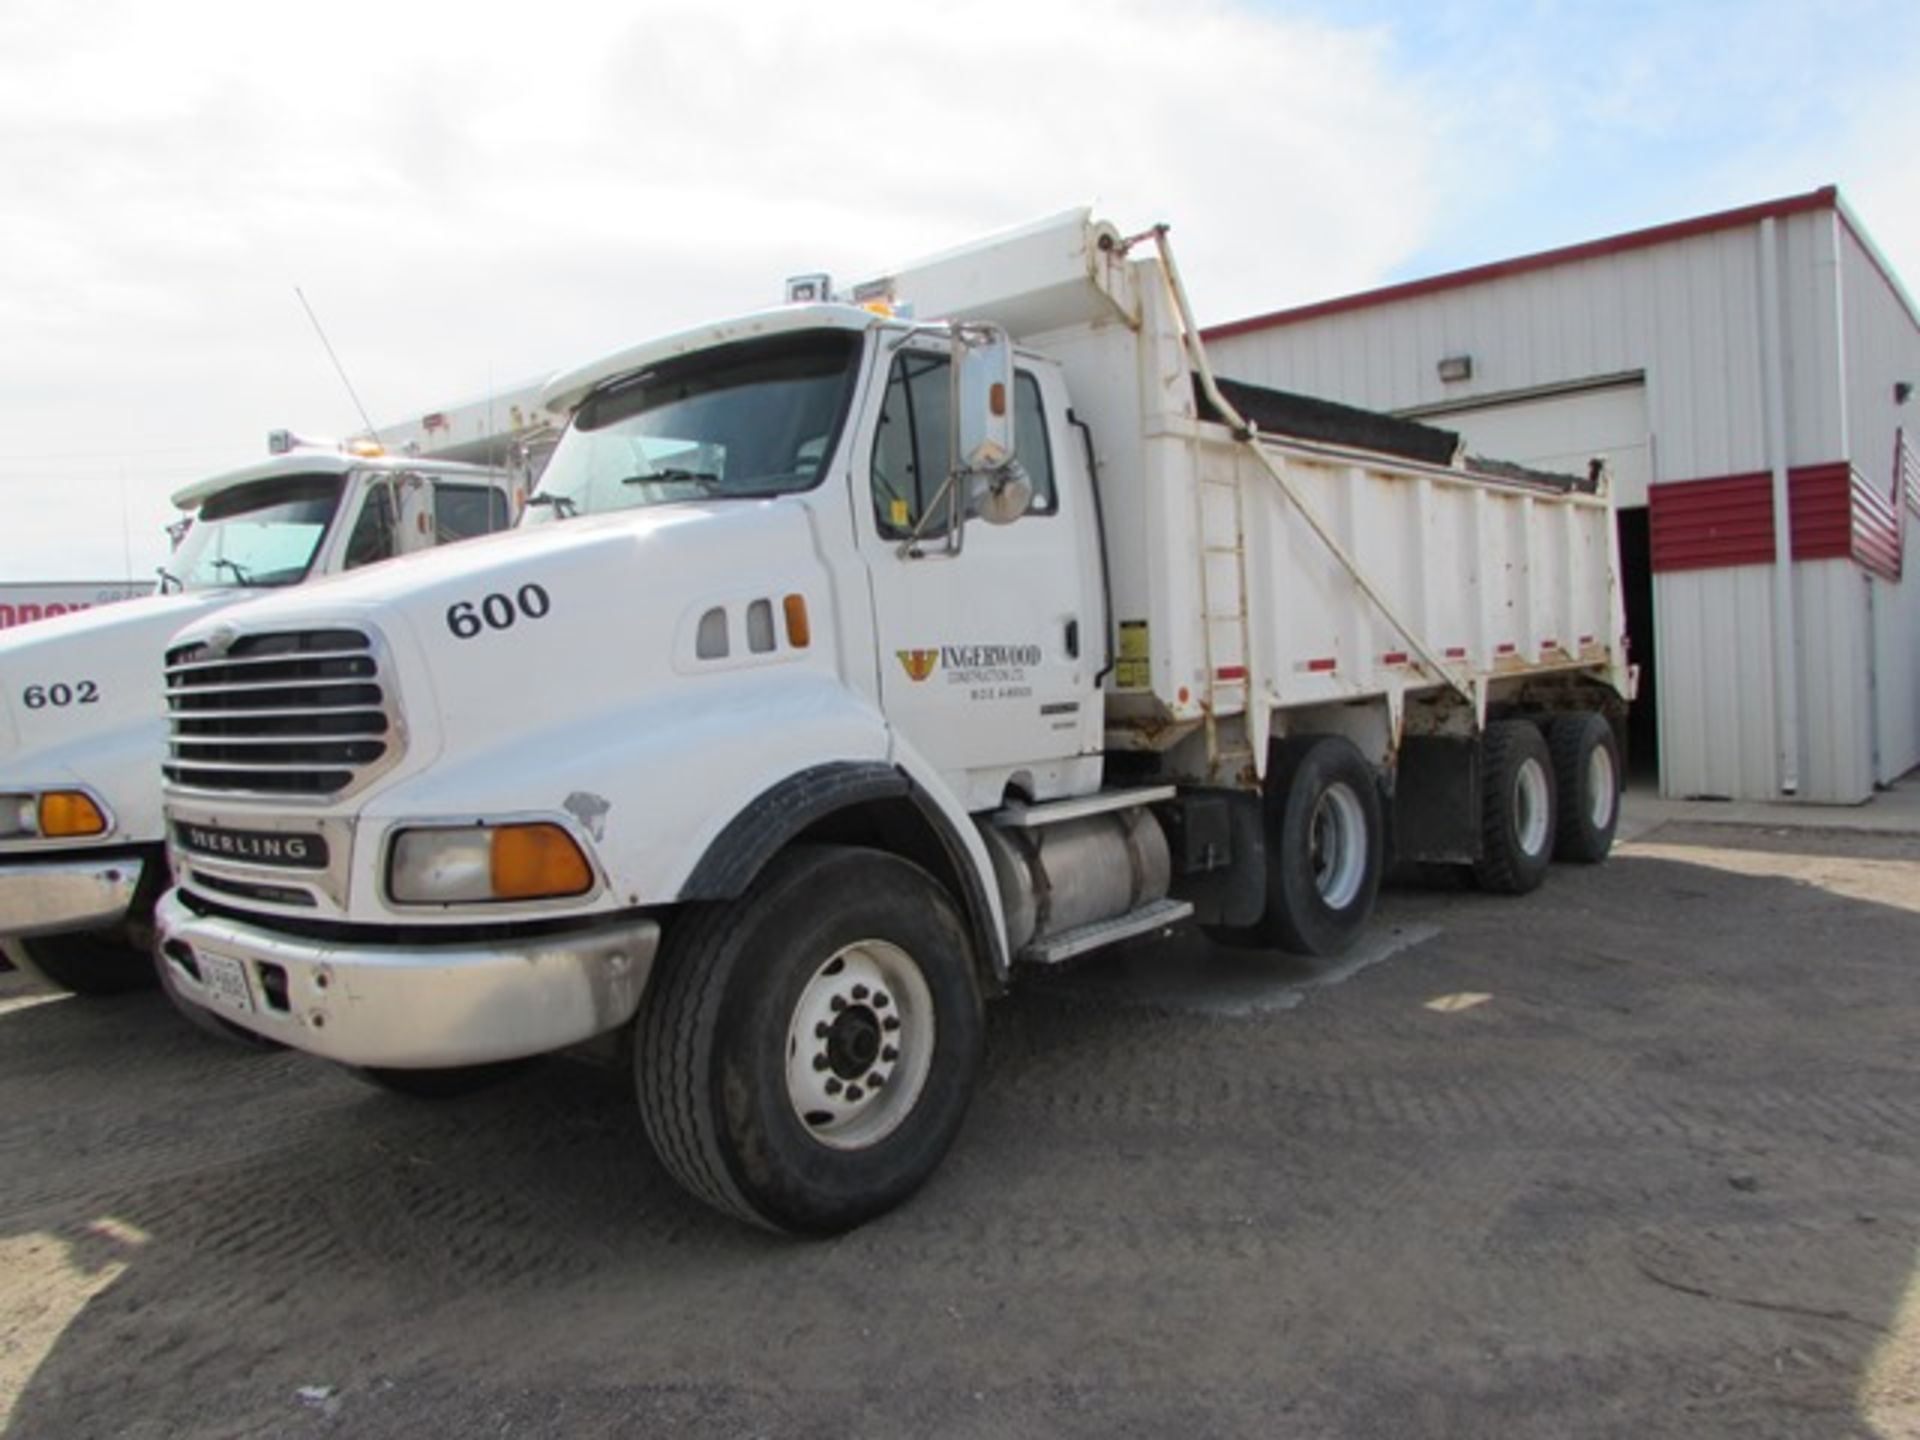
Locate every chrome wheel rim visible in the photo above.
<box><xmin>785</xmin><ymin>940</ymin><xmax>934</xmax><ymax>1151</ymax></box>
<box><xmin>1514</xmin><ymin>757</ymin><xmax>1552</xmax><ymax>856</ymax></box>
<box><xmin>1587</xmin><ymin>744</ymin><xmax>1618</xmax><ymax>830</ymax></box>
<box><xmin>1310</xmin><ymin>782</ymin><xmax>1368</xmax><ymax>910</ymax></box>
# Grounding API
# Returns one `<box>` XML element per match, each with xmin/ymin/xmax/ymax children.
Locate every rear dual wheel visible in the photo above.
<box><xmin>1472</xmin><ymin>720</ymin><xmax>1557</xmax><ymax>894</ymax></box>
<box><xmin>1546</xmin><ymin>712</ymin><xmax>1621</xmax><ymax>863</ymax></box>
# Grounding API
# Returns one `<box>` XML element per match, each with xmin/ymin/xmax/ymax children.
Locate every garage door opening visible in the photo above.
<box><xmin>1616</xmin><ymin>506</ymin><xmax>1658</xmax><ymax>782</ymax></box>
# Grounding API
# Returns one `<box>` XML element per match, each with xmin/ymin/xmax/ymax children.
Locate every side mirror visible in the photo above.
<box><xmin>953</xmin><ymin>325</ymin><xmax>1016</xmax><ymax>472</ymax></box>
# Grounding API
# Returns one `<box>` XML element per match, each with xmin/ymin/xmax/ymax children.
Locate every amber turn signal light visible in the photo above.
<box><xmin>38</xmin><ymin>791</ymin><xmax>108</xmax><ymax>838</ymax></box>
<box><xmin>490</xmin><ymin>823</ymin><xmax>593</xmax><ymax>900</ymax></box>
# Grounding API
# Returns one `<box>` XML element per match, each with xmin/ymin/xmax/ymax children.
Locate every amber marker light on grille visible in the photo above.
<box><xmin>490</xmin><ymin>823</ymin><xmax>593</xmax><ymax>900</ymax></box>
<box><xmin>783</xmin><ymin>593</ymin><xmax>811</xmax><ymax>649</ymax></box>
<box><xmin>38</xmin><ymin>791</ymin><xmax>108</xmax><ymax>838</ymax></box>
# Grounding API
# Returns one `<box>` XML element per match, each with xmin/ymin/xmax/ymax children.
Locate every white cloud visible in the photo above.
<box><xmin>0</xmin><ymin>0</ymin><xmax>1443</xmax><ymax>580</ymax></box>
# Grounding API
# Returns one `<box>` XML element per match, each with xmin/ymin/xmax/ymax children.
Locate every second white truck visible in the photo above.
<box><xmin>0</xmin><ymin>447</ymin><xmax>516</xmax><ymax>995</ymax></box>
<box><xmin>155</xmin><ymin>213</ymin><xmax>1630</xmax><ymax>1231</ymax></box>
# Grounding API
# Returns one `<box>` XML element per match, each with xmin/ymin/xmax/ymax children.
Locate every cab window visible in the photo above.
<box><xmin>342</xmin><ymin>485</ymin><xmax>398</xmax><ymax>570</ymax></box>
<box><xmin>435</xmin><ymin>483</ymin><xmax>510</xmax><ymax>542</ymax></box>
<box><xmin>871</xmin><ymin>352</ymin><xmax>1056</xmax><ymax>540</ymax></box>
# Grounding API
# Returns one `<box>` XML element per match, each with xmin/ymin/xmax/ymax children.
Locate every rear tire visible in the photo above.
<box><xmin>3</xmin><ymin>931</ymin><xmax>153</xmax><ymax>996</ymax></box>
<box><xmin>1258</xmin><ymin>735</ymin><xmax>1385</xmax><ymax>957</ymax></box>
<box><xmin>1547</xmin><ymin>713</ymin><xmax>1621</xmax><ymax>863</ymax></box>
<box><xmin>635</xmin><ymin>845</ymin><xmax>984</xmax><ymax>1235</ymax></box>
<box><xmin>1472</xmin><ymin>720</ymin><xmax>1557</xmax><ymax>895</ymax></box>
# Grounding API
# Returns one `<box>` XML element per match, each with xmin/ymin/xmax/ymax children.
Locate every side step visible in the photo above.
<box><xmin>1019</xmin><ymin>898</ymin><xmax>1194</xmax><ymax>966</ymax></box>
<box><xmin>990</xmin><ymin>785</ymin><xmax>1176</xmax><ymax>831</ymax></box>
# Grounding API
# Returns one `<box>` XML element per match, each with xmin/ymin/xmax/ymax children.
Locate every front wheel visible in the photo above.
<box><xmin>635</xmin><ymin>845</ymin><xmax>984</xmax><ymax>1235</ymax></box>
<box><xmin>3</xmin><ymin>931</ymin><xmax>154</xmax><ymax>996</ymax></box>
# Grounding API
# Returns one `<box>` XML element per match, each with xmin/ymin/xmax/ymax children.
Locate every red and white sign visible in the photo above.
<box><xmin>0</xmin><ymin>582</ymin><xmax>154</xmax><ymax>631</ymax></box>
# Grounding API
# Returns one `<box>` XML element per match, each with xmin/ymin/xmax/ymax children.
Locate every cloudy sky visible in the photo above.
<box><xmin>3</xmin><ymin>0</ymin><xmax>1916</xmax><ymax>581</ymax></box>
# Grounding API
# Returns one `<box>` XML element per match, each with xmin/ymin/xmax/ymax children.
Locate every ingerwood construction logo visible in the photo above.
<box><xmin>897</xmin><ymin>649</ymin><xmax>939</xmax><ymax>682</ymax></box>
<box><xmin>896</xmin><ymin>644</ymin><xmax>1042</xmax><ymax>685</ymax></box>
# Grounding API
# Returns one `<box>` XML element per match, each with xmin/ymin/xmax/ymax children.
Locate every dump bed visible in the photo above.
<box><xmin>854</xmin><ymin>209</ymin><xmax>1630</xmax><ymax>770</ymax></box>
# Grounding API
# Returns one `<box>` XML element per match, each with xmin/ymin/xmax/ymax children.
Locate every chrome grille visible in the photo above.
<box><xmin>164</xmin><ymin>628</ymin><xmax>395</xmax><ymax>798</ymax></box>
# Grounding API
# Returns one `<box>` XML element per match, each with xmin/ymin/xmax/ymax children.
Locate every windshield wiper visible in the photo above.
<box><xmin>211</xmin><ymin>557</ymin><xmax>253</xmax><ymax>584</ymax></box>
<box><xmin>620</xmin><ymin>468</ymin><xmax>722</xmax><ymax>492</ymax></box>
<box><xmin>525</xmin><ymin>493</ymin><xmax>579</xmax><ymax>519</ymax></box>
<box><xmin>155</xmin><ymin>566</ymin><xmax>183</xmax><ymax>593</ymax></box>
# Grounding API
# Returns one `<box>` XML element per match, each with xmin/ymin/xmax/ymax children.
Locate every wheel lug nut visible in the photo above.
<box><xmin>830</xmin><ymin>996</ymin><xmax>846</xmax><ymax>1012</ymax></box>
<box><xmin>852</xmin><ymin>985</ymin><xmax>869</xmax><ymax>1001</ymax></box>
<box><xmin>845</xmin><ymin>1085</ymin><xmax>864</xmax><ymax>1102</ymax></box>
<box><xmin>883</xmin><ymin>1016</ymin><xmax>901</xmax><ymax>1032</ymax></box>
<box><xmin>869</xmin><ymin>1073</ymin><xmax>886</xmax><ymax>1089</ymax></box>
<box><xmin>825</xmin><ymin>1078</ymin><xmax>843</xmax><ymax>1096</ymax></box>
<box><xmin>815</xmin><ymin>1022</ymin><xmax>829</xmax><ymax>1039</ymax></box>
<box><xmin>812</xmin><ymin>1055</ymin><xmax>829</xmax><ymax>1072</ymax></box>
<box><xmin>882</xmin><ymin>1045</ymin><xmax>898</xmax><ymax>1062</ymax></box>
<box><xmin>873</xmin><ymin>994</ymin><xmax>890</xmax><ymax>1009</ymax></box>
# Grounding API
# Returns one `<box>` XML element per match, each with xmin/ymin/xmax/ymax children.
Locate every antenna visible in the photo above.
<box><xmin>294</xmin><ymin>287</ymin><xmax>380</xmax><ymax>441</ymax></box>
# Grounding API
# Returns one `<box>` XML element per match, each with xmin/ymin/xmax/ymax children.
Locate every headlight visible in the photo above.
<box><xmin>388</xmin><ymin>822</ymin><xmax>594</xmax><ymax>905</ymax></box>
<box><xmin>0</xmin><ymin>790</ymin><xmax>109</xmax><ymax>840</ymax></box>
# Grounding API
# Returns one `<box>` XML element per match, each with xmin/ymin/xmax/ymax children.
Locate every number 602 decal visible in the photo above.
<box><xmin>446</xmin><ymin>583</ymin><xmax>551</xmax><ymax>640</ymax></box>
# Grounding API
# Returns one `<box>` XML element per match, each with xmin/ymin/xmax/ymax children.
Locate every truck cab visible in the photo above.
<box><xmin>0</xmin><ymin>449</ymin><xmax>514</xmax><ymax>995</ymax></box>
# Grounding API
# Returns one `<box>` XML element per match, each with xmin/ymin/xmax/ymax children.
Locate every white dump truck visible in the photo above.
<box><xmin>0</xmin><ymin>447</ymin><xmax>517</xmax><ymax>996</ymax></box>
<box><xmin>155</xmin><ymin>213</ymin><xmax>1629</xmax><ymax>1232</ymax></box>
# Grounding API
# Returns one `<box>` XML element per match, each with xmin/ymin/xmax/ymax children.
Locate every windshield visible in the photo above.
<box><xmin>169</xmin><ymin>474</ymin><xmax>345</xmax><ymax>589</ymax></box>
<box><xmin>528</xmin><ymin>330</ymin><xmax>862</xmax><ymax>521</ymax></box>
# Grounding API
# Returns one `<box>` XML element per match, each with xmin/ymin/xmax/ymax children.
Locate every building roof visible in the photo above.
<box><xmin>1203</xmin><ymin>186</ymin><xmax>1919</xmax><ymax>342</ymax></box>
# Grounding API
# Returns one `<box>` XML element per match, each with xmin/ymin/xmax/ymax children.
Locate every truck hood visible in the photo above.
<box><xmin>167</xmin><ymin>500</ymin><xmax>847</xmax><ymax>792</ymax></box>
<box><xmin>0</xmin><ymin>589</ymin><xmax>238</xmax><ymax>765</ymax></box>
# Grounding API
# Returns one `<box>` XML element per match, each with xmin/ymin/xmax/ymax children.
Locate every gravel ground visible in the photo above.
<box><xmin>2</xmin><ymin>820</ymin><xmax>1916</xmax><ymax>1439</ymax></box>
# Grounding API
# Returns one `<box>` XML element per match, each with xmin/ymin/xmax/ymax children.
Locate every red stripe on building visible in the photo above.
<box><xmin>1788</xmin><ymin>463</ymin><xmax>1853</xmax><ymax>561</ymax></box>
<box><xmin>1850</xmin><ymin>470</ymin><xmax>1902</xmax><ymax>581</ymax></box>
<box><xmin>1648</xmin><ymin>473</ymin><xmax>1775</xmax><ymax>571</ymax></box>
<box><xmin>1649</xmin><ymin>460</ymin><xmax>1905</xmax><ymax>579</ymax></box>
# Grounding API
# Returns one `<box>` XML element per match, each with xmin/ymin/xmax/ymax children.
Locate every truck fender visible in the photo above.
<box><xmin>677</xmin><ymin>758</ymin><xmax>1012</xmax><ymax>991</ymax></box>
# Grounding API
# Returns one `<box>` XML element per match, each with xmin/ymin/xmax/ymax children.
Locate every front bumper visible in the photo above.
<box><xmin>0</xmin><ymin>854</ymin><xmax>145</xmax><ymax>939</ymax></box>
<box><xmin>154</xmin><ymin>890</ymin><xmax>659</xmax><ymax>1067</ymax></box>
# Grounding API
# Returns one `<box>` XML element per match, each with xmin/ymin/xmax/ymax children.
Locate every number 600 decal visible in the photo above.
<box><xmin>446</xmin><ymin>583</ymin><xmax>551</xmax><ymax>640</ymax></box>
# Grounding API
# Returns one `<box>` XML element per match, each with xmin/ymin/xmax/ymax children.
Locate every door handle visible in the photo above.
<box><xmin>1064</xmin><ymin>618</ymin><xmax>1080</xmax><ymax>659</ymax></box>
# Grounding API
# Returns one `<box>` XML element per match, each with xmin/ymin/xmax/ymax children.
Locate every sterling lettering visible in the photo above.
<box><xmin>177</xmin><ymin>824</ymin><xmax>327</xmax><ymax>869</ymax></box>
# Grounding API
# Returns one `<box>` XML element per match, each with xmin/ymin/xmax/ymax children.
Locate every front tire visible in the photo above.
<box><xmin>3</xmin><ymin>931</ymin><xmax>153</xmax><ymax>996</ymax></box>
<box><xmin>1472</xmin><ymin>719</ymin><xmax>1557</xmax><ymax>895</ymax></box>
<box><xmin>635</xmin><ymin>845</ymin><xmax>984</xmax><ymax>1235</ymax></box>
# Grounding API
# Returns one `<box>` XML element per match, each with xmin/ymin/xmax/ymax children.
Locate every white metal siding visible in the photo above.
<box><xmin>1654</xmin><ymin>566</ymin><xmax>1777</xmax><ymax>799</ymax></box>
<box><xmin>1838</xmin><ymin>224</ymin><xmax>1920</xmax><ymax>786</ymax></box>
<box><xmin>1793</xmin><ymin>560</ymin><xmax>1874</xmax><ymax>803</ymax></box>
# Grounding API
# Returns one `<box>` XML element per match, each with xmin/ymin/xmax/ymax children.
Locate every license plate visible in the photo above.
<box><xmin>198</xmin><ymin>951</ymin><xmax>255</xmax><ymax>1015</ymax></box>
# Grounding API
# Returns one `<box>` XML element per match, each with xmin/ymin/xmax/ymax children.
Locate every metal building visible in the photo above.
<box><xmin>1205</xmin><ymin>186</ymin><xmax>1920</xmax><ymax>804</ymax></box>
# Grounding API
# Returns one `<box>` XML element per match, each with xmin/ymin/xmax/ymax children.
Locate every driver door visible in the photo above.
<box><xmin>854</xmin><ymin>345</ymin><xmax>1100</xmax><ymax>809</ymax></box>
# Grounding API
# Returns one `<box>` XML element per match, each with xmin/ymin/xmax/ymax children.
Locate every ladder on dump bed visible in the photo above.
<box><xmin>1197</xmin><ymin>464</ymin><xmax>1257</xmax><ymax>781</ymax></box>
